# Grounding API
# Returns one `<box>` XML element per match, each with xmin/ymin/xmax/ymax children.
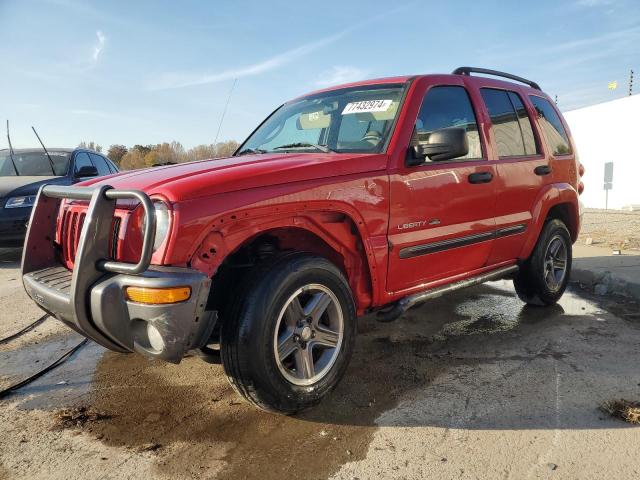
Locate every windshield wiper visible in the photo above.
<box><xmin>6</xmin><ymin>120</ymin><xmax>19</xmax><ymax>176</ymax></box>
<box><xmin>236</xmin><ymin>147</ymin><xmax>268</xmax><ymax>156</ymax></box>
<box><xmin>31</xmin><ymin>126</ymin><xmax>56</xmax><ymax>175</ymax></box>
<box><xmin>273</xmin><ymin>142</ymin><xmax>334</xmax><ymax>153</ymax></box>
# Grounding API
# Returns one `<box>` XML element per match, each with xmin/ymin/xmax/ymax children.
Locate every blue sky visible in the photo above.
<box><xmin>0</xmin><ymin>0</ymin><xmax>638</xmax><ymax>150</ymax></box>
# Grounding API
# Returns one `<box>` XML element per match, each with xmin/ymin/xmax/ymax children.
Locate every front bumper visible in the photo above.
<box><xmin>24</xmin><ymin>265</ymin><xmax>213</xmax><ymax>363</ymax></box>
<box><xmin>0</xmin><ymin>206</ymin><xmax>31</xmax><ymax>247</ymax></box>
<box><xmin>21</xmin><ymin>184</ymin><xmax>214</xmax><ymax>363</ymax></box>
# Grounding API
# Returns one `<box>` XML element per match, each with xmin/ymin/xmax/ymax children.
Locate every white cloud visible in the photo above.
<box><xmin>148</xmin><ymin>32</ymin><xmax>345</xmax><ymax>90</ymax></box>
<box><xmin>147</xmin><ymin>3</ymin><xmax>417</xmax><ymax>91</ymax></box>
<box><xmin>314</xmin><ymin>66</ymin><xmax>369</xmax><ymax>88</ymax></box>
<box><xmin>92</xmin><ymin>30</ymin><xmax>106</xmax><ymax>63</ymax></box>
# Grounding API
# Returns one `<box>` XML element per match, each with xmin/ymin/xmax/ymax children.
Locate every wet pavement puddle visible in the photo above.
<box><xmin>1</xmin><ymin>281</ymin><xmax>638</xmax><ymax>479</ymax></box>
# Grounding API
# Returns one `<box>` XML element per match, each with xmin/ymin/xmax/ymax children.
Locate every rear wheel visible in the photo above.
<box><xmin>514</xmin><ymin>219</ymin><xmax>572</xmax><ymax>306</ymax></box>
<box><xmin>220</xmin><ymin>253</ymin><xmax>356</xmax><ymax>414</ymax></box>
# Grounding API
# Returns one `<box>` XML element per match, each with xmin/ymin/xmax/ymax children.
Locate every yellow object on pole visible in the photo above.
<box><xmin>608</xmin><ymin>81</ymin><xmax>618</xmax><ymax>90</ymax></box>
<box><xmin>125</xmin><ymin>286</ymin><xmax>191</xmax><ymax>304</ymax></box>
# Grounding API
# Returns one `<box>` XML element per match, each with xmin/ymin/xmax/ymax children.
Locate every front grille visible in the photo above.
<box><xmin>111</xmin><ymin>217</ymin><xmax>121</xmax><ymax>258</ymax></box>
<box><xmin>59</xmin><ymin>205</ymin><xmax>123</xmax><ymax>270</ymax></box>
<box><xmin>61</xmin><ymin>209</ymin><xmax>86</xmax><ymax>268</ymax></box>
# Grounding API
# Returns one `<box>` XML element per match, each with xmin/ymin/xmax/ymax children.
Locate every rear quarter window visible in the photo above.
<box><xmin>529</xmin><ymin>96</ymin><xmax>571</xmax><ymax>155</ymax></box>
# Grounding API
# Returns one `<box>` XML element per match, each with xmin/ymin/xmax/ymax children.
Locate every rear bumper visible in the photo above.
<box><xmin>21</xmin><ymin>184</ymin><xmax>214</xmax><ymax>364</ymax></box>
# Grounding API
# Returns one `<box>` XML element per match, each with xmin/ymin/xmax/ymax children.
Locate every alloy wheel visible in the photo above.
<box><xmin>273</xmin><ymin>284</ymin><xmax>344</xmax><ymax>386</ymax></box>
<box><xmin>543</xmin><ymin>234</ymin><xmax>568</xmax><ymax>292</ymax></box>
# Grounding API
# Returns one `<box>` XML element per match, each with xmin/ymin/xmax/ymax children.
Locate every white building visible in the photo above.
<box><xmin>563</xmin><ymin>94</ymin><xmax>640</xmax><ymax>210</ymax></box>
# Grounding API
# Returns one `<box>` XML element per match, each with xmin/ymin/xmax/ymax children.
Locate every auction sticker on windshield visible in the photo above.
<box><xmin>342</xmin><ymin>99</ymin><xmax>393</xmax><ymax>114</ymax></box>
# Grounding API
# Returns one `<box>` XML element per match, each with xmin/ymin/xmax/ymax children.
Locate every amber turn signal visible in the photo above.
<box><xmin>125</xmin><ymin>286</ymin><xmax>191</xmax><ymax>304</ymax></box>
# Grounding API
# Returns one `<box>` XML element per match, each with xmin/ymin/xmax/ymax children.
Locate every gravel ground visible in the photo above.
<box><xmin>1</xmin><ymin>247</ymin><xmax>640</xmax><ymax>479</ymax></box>
<box><xmin>579</xmin><ymin>208</ymin><xmax>640</xmax><ymax>250</ymax></box>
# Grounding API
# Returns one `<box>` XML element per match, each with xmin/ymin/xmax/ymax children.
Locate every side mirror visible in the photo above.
<box><xmin>407</xmin><ymin>127</ymin><xmax>469</xmax><ymax>166</ymax></box>
<box><xmin>75</xmin><ymin>165</ymin><xmax>98</xmax><ymax>178</ymax></box>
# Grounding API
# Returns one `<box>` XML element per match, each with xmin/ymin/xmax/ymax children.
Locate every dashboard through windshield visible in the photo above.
<box><xmin>237</xmin><ymin>84</ymin><xmax>406</xmax><ymax>155</ymax></box>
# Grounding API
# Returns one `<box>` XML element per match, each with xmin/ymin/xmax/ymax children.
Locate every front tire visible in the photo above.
<box><xmin>514</xmin><ymin>219</ymin><xmax>572</xmax><ymax>306</ymax></box>
<box><xmin>220</xmin><ymin>253</ymin><xmax>357</xmax><ymax>414</ymax></box>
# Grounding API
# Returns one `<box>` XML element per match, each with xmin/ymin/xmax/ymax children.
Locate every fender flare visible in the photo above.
<box><xmin>519</xmin><ymin>182</ymin><xmax>580</xmax><ymax>259</ymax></box>
<box><xmin>188</xmin><ymin>200</ymin><xmax>381</xmax><ymax>311</ymax></box>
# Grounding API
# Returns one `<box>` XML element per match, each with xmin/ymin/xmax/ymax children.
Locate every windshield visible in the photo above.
<box><xmin>0</xmin><ymin>151</ymin><xmax>70</xmax><ymax>176</ymax></box>
<box><xmin>238</xmin><ymin>84</ymin><xmax>406</xmax><ymax>155</ymax></box>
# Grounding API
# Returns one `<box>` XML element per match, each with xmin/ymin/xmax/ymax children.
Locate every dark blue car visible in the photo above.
<box><xmin>0</xmin><ymin>147</ymin><xmax>119</xmax><ymax>247</ymax></box>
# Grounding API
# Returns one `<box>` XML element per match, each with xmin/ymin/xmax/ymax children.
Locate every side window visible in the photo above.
<box><xmin>73</xmin><ymin>152</ymin><xmax>94</xmax><ymax>176</ymax></box>
<box><xmin>481</xmin><ymin>88</ymin><xmax>526</xmax><ymax>157</ymax></box>
<box><xmin>89</xmin><ymin>153</ymin><xmax>111</xmax><ymax>176</ymax></box>
<box><xmin>529</xmin><ymin>96</ymin><xmax>571</xmax><ymax>155</ymax></box>
<box><xmin>106</xmin><ymin>158</ymin><xmax>119</xmax><ymax>173</ymax></box>
<box><xmin>415</xmin><ymin>86</ymin><xmax>482</xmax><ymax>160</ymax></box>
<box><xmin>508</xmin><ymin>92</ymin><xmax>538</xmax><ymax>155</ymax></box>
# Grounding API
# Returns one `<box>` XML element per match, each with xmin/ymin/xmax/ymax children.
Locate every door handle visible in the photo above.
<box><xmin>534</xmin><ymin>165</ymin><xmax>552</xmax><ymax>176</ymax></box>
<box><xmin>468</xmin><ymin>172</ymin><xmax>493</xmax><ymax>184</ymax></box>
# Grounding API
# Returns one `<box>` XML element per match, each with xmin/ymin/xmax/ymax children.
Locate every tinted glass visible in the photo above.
<box><xmin>0</xmin><ymin>151</ymin><xmax>69</xmax><ymax>176</ymax></box>
<box><xmin>529</xmin><ymin>96</ymin><xmax>571</xmax><ymax>155</ymax></box>
<box><xmin>415</xmin><ymin>86</ymin><xmax>482</xmax><ymax>160</ymax></box>
<box><xmin>89</xmin><ymin>153</ymin><xmax>111</xmax><ymax>176</ymax></box>
<box><xmin>74</xmin><ymin>152</ymin><xmax>94</xmax><ymax>175</ymax></box>
<box><xmin>480</xmin><ymin>88</ymin><xmax>525</xmax><ymax>157</ymax></box>
<box><xmin>508</xmin><ymin>92</ymin><xmax>537</xmax><ymax>155</ymax></box>
<box><xmin>106</xmin><ymin>159</ymin><xmax>119</xmax><ymax>173</ymax></box>
<box><xmin>240</xmin><ymin>85</ymin><xmax>405</xmax><ymax>154</ymax></box>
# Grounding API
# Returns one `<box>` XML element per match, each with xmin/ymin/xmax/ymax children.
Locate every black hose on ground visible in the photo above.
<box><xmin>0</xmin><ymin>314</ymin><xmax>49</xmax><ymax>345</ymax></box>
<box><xmin>0</xmin><ymin>338</ymin><xmax>89</xmax><ymax>399</ymax></box>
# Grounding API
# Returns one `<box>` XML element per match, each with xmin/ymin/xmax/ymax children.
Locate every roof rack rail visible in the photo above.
<box><xmin>452</xmin><ymin>67</ymin><xmax>541</xmax><ymax>91</ymax></box>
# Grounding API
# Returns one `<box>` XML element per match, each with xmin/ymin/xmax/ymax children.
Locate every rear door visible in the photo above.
<box><xmin>472</xmin><ymin>85</ymin><xmax>553</xmax><ymax>265</ymax></box>
<box><xmin>386</xmin><ymin>81</ymin><xmax>497</xmax><ymax>293</ymax></box>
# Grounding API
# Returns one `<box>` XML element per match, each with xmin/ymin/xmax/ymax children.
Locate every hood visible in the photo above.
<box><xmin>79</xmin><ymin>152</ymin><xmax>387</xmax><ymax>203</ymax></box>
<box><xmin>0</xmin><ymin>175</ymin><xmax>69</xmax><ymax>199</ymax></box>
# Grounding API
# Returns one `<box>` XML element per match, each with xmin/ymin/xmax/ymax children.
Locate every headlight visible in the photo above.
<box><xmin>153</xmin><ymin>200</ymin><xmax>170</xmax><ymax>251</ymax></box>
<box><xmin>140</xmin><ymin>200</ymin><xmax>171</xmax><ymax>252</ymax></box>
<box><xmin>5</xmin><ymin>196</ymin><xmax>36</xmax><ymax>209</ymax></box>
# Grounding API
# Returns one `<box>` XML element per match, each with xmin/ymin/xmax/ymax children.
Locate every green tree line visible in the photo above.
<box><xmin>78</xmin><ymin>140</ymin><xmax>239</xmax><ymax>170</ymax></box>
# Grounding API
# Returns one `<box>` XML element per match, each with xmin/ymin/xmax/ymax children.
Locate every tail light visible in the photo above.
<box><xmin>577</xmin><ymin>162</ymin><xmax>584</xmax><ymax>194</ymax></box>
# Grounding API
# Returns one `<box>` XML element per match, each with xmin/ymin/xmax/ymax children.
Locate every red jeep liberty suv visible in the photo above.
<box><xmin>22</xmin><ymin>67</ymin><xmax>583</xmax><ymax>413</ymax></box>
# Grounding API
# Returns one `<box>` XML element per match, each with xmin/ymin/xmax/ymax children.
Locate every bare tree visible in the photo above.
<box><xmin>107</xmin><ymin>144</ymin><xmax>128</xmax><ymax>165</ymax></box>
<box><xmin>78</xmin><ymin>141</ymin><xmax>102</xmax><ymax>152</ymax></box>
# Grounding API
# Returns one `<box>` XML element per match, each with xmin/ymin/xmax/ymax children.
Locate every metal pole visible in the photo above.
<box><xmin>630</xmin><ymin>69</ymin><xmax>634</xmax><ymax>96</ymax></box>
<box><xmin>605</xmin><ymin>189</ymin><xmax>609</xmax><ymax>210</ymax></box>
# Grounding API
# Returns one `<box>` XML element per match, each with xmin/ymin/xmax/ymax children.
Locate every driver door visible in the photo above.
<box><xmin>387</xmin><ymin>84</ymin><xmax>497</xmax><ymax>293</ymax></box>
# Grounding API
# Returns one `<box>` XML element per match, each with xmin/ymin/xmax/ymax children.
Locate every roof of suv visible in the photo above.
<box><xmin>298</xmin><ymin>67</ymin><xmax>544</xmax><ymax>100</ymax></box>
